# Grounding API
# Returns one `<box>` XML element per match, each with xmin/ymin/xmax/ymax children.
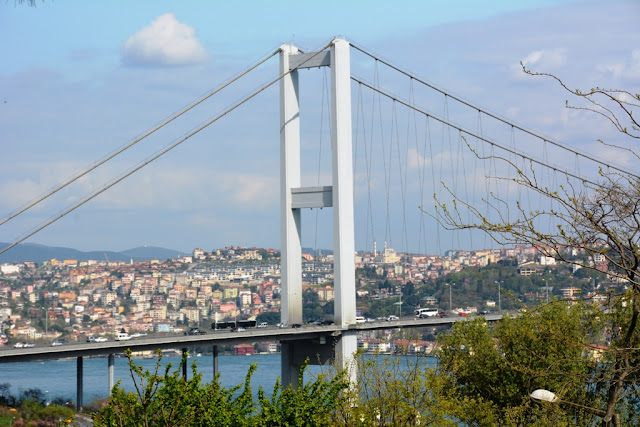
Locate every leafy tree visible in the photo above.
<box><xmin>0</xmin><ymin>384</ymin><xmax>11</xmax><ymax>407</ymax></box>
<box><xmin>437</xmin><ymin>301</ymin><xmax>600</xmax><ymax>423</ymax></box>
<box><xmin>94</xmin><ymin>350</ymin><xmax>255</xmax><ymax>426</ymax></box>
<box><xmin>256</xmin><ymin>311</ymin><xmax>280</xmax><ymax>325</ymax></box>
<box><xmin>434</xmin><ymin>70</ymin><xmax>640</xmax><ymax>425</ymax></box>
<box><xmin>302</xmin><ymin>289</ymin><xmax>325</xmax><ymax>322</ymax></box>
<box><xmin>321</xmin><ymin>300</ymin><xmax>333</xmax><ymax>315</ymax></box>
<box><xmin>255</xmin><ymin>360</ymin><xmax>348</xmax><ymax>426</ymax></box>
<box><xmin>333</xmin><ymin>352</ymin><xmax>504</xmax><ymax>427</ymax></box>
<box><xmin>93</xmin><ymin>350</ymin><xmax>348</xmax><ymax>426</ymax></box>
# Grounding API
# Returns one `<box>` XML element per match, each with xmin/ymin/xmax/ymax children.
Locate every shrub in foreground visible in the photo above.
<box><xmin>92</xmin><ymin>350</ymin><xmax>348</xmax><ymax>427</ymax></box>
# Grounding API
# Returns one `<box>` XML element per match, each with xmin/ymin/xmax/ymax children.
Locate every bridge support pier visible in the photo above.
<box><xmin>335</xmin><ymin>331</ymin><xmax>358</xmax><ymax>384</ymax></box>
<box><xmin>76</xmin><ymin>356</ymin><xmax>83</xmax><ymax>411</ymax></box>
<box><xmin>282</xmin><ymin>336</ymin><xmax>336</xmax><ymax>387</ymax></box>
<box><xmin>108</xmin><ymin>353</ymin><xmax>114</xmax><ymax>395</ymax></box>
<box><xmin>280</xmin><ymin>342</ymin><xmax>299</xmax><ymax>388</ymax></box>
<box><xmin>213</xmin><ymin>345</ymin><xmax>219</xmax><ymax>377</ymax></box>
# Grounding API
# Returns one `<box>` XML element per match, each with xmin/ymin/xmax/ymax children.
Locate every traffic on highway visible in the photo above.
<box><xmin>1</xmin><ymin>312</ymin><xmax>501</xmax><ymax>354</ymax></box>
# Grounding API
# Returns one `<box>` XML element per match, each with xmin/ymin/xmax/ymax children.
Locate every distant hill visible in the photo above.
<box><xmin>0</xmin><ymin>242</ymin><xmax>187</xmax><ymax>264</ymax></box>
<box><xmin>120</xmin><ymin>246</ymin><xmax>187</xmax><ymax>261</ymax></box>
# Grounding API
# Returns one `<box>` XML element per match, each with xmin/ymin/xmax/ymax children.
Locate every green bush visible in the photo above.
<box><xmin>0</xmin><ymin>406</ymin><xmax>20</xmax><ymax>427</ymax></box>
<box><xmin>93</xmin><ymin>350</ymin><xmax>348</xmax><ymax>427</ymax></box>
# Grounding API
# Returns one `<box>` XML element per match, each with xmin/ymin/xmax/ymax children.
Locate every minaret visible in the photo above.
<box><xmin>373</xmin><ymin>241</ymin><xmax>377</xmax><ymax>257</ymax></box>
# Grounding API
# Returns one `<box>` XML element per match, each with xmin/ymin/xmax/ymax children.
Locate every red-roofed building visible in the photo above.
<box><xmin>233</xmin><ymin>344</ymin><xmax>254</xmax><ymax>355</ymax></box>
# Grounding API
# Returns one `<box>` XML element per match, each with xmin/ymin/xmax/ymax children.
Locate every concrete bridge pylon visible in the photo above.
<box><xmin>279</xmin><ymin>38</ymin><xmax>357</xmax><ymax>387</ymax></box>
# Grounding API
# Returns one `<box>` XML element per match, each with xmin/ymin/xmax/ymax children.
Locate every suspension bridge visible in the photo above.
<box><xmin>0</xmin><ymin>38</ymin><xmax>633</xmax><ymax>408</ymax></box>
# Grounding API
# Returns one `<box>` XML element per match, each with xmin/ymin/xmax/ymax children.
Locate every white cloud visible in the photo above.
<box><xmin>591</xmin><ymin>145</ymin><xmax>634</xmax><ymax>169</ymax></box>
<box><xmin>521</xmin><ymin>48</ymin><xmax>567</xmax><ymax>69</ymax></box>
<box><xmin>0</xmin><ymin>179</ymin><xmax>45</xmax><ymax>211</ymax></box>
<box><xmin>407</xmin><ymin>147</ymin><xmax>433</xmax><ymax>170</ymax></box>
<box><xmin>506</xmin><ymin>107</ymin><xmax>520</xmax><ymax>118</ymax></box>
<box><xmin>122</xmin><ymin>13</ymin><xmax>210</xmax><ymax>67</ymax></box>
<box><xmin>597</xmin><ymin>63</ymin><xmax>625</xmax><ymax>79</ymax></box>
<box><xmin>617</xmin><ymin>91</ymin><xmax>637</xmax><ymax>104</ymax></box>
<box><xmin>597</xmin><ymin>49</ymin><xmax>640</xmax><ymax>82</ymax></box>
<box><xmin>221</xmin><ymin>174</ymin><xmax>278</xmax><ymax>206</ymax></box>
<box><xmin>522</xmin><ymin>50</ymin><xmax>544</xmax><ymax>67</ymax></box>
<box><xmin>512</xmin><ymin>48</ymin><xmax>568</xmax><ymax>80</ymax></box>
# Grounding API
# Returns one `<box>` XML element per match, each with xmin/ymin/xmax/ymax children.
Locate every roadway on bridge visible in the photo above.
<box><xmin>0</xmin><ymin>314</ymin><xmax>502</xmax><ymax>363</ymax></box>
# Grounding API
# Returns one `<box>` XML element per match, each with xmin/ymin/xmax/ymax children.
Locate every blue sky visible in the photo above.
<box><xmin>1</xmin><ymin>0</ymin><xmax>639</xmax><ymax>255</ymax></box>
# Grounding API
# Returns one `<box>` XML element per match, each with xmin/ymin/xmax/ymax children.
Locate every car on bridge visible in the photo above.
<box><xmin>87</xmin><ymin>336</ymin><xmax>108</xmax><ymax>343</ymax></box>
<box><xmin>387</xmin><ymin>315</ymin><xmax>399</xmax><ymax>321</ymax></box>
<box><xmin>185</xmin><ymin>328</ymin><xmax>207</xmax><ymax>336</ymax></box>
<box><xmin>14</xmin><ymin>342</ymin><xmax>35</xmax><ymax>348</ymax></box>
<box><xmin>115</xmin><ymin>333</ymin><xmax>132</xmax><ymax>341</ymax></box>
<box><xmin>51</xmin><ymin>339</ymin><xmax>67</xmax><ymax>346</ymax></box>
<box><xmin>130</xmin><ymin>333</ymin><xmax>147</xmax><ymax>338</ymax></box>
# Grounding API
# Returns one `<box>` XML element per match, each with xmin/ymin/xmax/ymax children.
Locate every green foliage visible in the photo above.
<box><xmin>436</xmin><ymin>301</ymin><xmax>602</xmax><ymax>425</ymax></box>
<box><xmin>94</xmin><ymin>350</ymin><xmax>255</xmax><ymax>427</ymax></box>
<box><xmin>0</xmin><ymin>399</ymin><xmax>74</xmax><ymax>427</ymax></box>
<box><xmin>94</xmin><ymin>351</ymin><xmax>348</xmax><ymax>427</ymax></box>
<box><xmin>302</xmin><ymin>289</ymin><xmax>327</xmax><ymax>322</ymax></box>
<box><xmin>340</xmin><ymin>354</ymin><xmax>455</xmax><ymax>426</ymax></box>
<box><xmin>0</xmin><ymin>407</ymin><xmax>19</xmax><ymax>427</ymax></box>
<box><xmin>256</xmin><ymin>360</ymin><xmax>348</xmax><ymax>426</ymax></box>
<box><xmin>256</xmin><ymin>311</ymin><xmax>280</xmax><ymax>325</ymax></box>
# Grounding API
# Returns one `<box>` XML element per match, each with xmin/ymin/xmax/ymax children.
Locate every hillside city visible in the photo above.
<box><xmin>0</xmin><ymin>243</ymin><xmax>614</xmax><ymax>354</ymax></box>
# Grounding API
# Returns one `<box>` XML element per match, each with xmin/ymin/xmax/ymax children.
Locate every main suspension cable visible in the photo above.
<box><xmin>1</xmin><ymin>41</ymin><xmax>334</xmax><ymax>255</ymax></box>
<box><xmin>350</xmin><ymin>42</ymin><xmax>640</xmax><ymax>181</ymax></box>
<box><xmin>350</xmin><ymin>75</ymin><xmax>610</xmax><ymax>187</ymax></box>
<box><xmin>0</xmin><ymin>48</ymin><xmax>281</xmax><ymax>229</ymax></box>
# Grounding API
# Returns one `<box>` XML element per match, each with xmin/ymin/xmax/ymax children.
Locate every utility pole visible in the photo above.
<box><xmin>544</xmin><ymin>279</ymin><xmax>549</xmax><ymax>303</ymax></box>
<box><xmin>42</xmin><ymin>306</ymin><xmax>48</xmax><ymax>340</ymax></box>
<box><xmin>495</xmin><ymin>281</ymin><xmax>502</xmax><ymax>313</ymax></box>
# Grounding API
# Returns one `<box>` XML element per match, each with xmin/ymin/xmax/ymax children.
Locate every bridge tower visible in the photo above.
<box><xmin>279</xmin><ymin>38</ymin><xmax>357</xmax><ymax>386</ymax></box>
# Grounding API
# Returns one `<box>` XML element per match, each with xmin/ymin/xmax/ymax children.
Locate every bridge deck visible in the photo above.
<box><xmin>0</xmin><ymin>315</ymin><xmax>502</xmax><ymax>363</ymax></box>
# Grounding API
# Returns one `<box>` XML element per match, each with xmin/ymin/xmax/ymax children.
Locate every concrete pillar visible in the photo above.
<box><xmin>280</xmin><ymin>341</ymin><xmax>301</xmax><ymax>389</ymax></box>
<box><xmin>280</xmin><ymin>43</ymin><xmax>303</xmax><ymax>388</ymax></box>
<box><xmin>280</xmin><ymin>43</ymin><xmax>303</xmax><ymax>328</ymax></box>
<box><xmin>76</xmin><ymin>357</ymin><xmax>83</xmax><ymax>411</ymax></box>
<box><xmin>108</xmin><ymin>353</ymin><xmax>115</xmax><ymax>395</ymax></box>
<box><xmin>213</xmin><ymin>345</ymin><xmax>218</xmax><ymax>377</ymax></box>
<box><xmin>331</xmin><ymin>38</ymin><xmax>358</xmax><ymax>383</ymax></box>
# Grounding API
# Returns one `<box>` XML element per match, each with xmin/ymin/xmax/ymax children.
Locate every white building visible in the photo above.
<box><xmin>0</xmin><ymin>264</ymin><xmax>21</xmax><ymax>275</ymax></box>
